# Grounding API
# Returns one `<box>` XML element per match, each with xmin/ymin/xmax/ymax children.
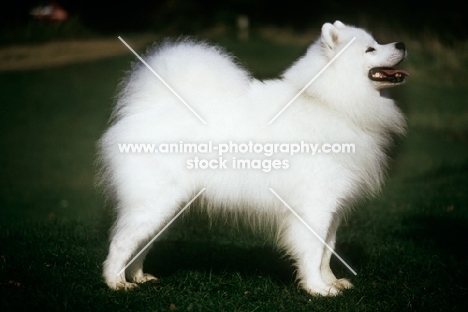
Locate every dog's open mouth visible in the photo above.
<box><xmin>369</xmin><ymin>67</ymin><xmax>409</xmax><ymax>83</ymax></box>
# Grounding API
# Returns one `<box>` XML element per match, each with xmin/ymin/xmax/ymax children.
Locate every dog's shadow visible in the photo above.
<box><xmin>141</xmin><ymin>216</ymin><xmax>366</xmax><ymax>285</ymax></box>
<box><xmin>144</xmin><ymin>239</ymin><xmax>296</xmax><ymax>284</ymax></box>
<box><xmin>138</xmin><ymin>212</ymin><xmax>291</xmax><ymax>283</ymax></box>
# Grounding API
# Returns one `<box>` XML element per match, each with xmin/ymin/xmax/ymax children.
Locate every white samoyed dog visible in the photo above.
<box><xmin>99</xmin><ymin>21</ymin><xmax>408</xmax><ymax>296</ymax></box>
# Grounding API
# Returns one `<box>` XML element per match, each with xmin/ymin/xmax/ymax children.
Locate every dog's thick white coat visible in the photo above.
<box><xmin>99</xmin><ymin>21</ymin><xmax>406</xmax><ymax>296</ymax></box>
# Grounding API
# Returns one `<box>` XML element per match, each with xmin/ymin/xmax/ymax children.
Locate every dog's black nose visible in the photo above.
<box><xmin>395</xmin><ymin>42</ymin><xmax>406</xmax><ymax>52</ymax></box>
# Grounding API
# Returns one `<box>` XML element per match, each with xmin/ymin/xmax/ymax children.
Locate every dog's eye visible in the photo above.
<box><xmin>365</xmin><ymin>47</ymin><xmax>376</xmax><ymax>53</ymax></box>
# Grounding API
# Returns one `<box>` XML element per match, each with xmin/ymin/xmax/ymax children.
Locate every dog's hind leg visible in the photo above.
<box><xmin>103</xmin><ymin>189</ymin><xmax>186</xmax><ymax>290</ymax></box>
<box><xmin>127</xmin><ymin>243</ymin><xmax>159</xmax><ymax>284</ymax></box>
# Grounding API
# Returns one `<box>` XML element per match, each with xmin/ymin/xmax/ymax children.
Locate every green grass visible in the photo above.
<box><xmin>1</xmin><ymin>35</ymin><xmax>467</xmax><ymax>311</ymax></box>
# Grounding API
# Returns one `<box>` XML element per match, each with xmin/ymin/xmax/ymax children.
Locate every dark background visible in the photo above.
<box><xmin>1</xmin><ymin>1</ymin><xmax>467</xmax><ymax>311</ymax></box>
<box><xmin>2</xmin><ymin>0</ymin><xmax>466</xmax><ymax>41</ymax></box>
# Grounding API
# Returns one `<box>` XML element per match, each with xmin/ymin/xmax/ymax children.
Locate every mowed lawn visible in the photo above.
<box><xmin>0</xmin><ymin>35</ymin><xmax>467</xmax><ymax>311</ymax></box>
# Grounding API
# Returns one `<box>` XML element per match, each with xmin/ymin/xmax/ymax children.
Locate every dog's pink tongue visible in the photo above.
<box><xmin>381</xmin><ymin>69</ymin><xmax>410</xmax><ymax>77</ymax></box>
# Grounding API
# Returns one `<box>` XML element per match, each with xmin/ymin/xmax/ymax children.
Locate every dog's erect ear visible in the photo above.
<box><xmin>333</xmin><ymin>20</ymin><xmax>345</xmax><ymax>28</ymax></box>
<box><xmin>321</xmin><ymin>23</ymin><xmax>340</xmax><ymax>49</ymax></box>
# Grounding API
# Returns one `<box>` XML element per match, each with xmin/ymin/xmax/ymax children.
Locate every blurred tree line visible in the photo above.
<box><xmin>2</xmin><ymin>0</ymin><xmax>466</xmax><ymax>41</ymax></box>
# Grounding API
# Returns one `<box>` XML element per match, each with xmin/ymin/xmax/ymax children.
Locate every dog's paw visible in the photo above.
<box><xmin>302</xmin><ymin>282</ymin><xmax>342</xmax><ymax>297</ymax></box>
<box><xmin>311</xmin><ymin>285</ymin><xmax>342</xmax><ymax>297</ymax></box>
<box><xmin>104</xmin><ymin>276</ymin><xmax>138</xmax><ymax>290</ymax></box>
<box><xmin>132</xmin><ymin>273</ymin><xmax>159</xmax><ymax>284</ymax></box>
<box><xmin>302</xmin><ymin>278</ymin><xmax>354</xmax><ymax>296</ymax></box>
<box><xmin>333</xmin><ymin>278</ymin><xmax>353</xmax><ymax>290</ymax></box>
<box><xmin>115</xmin><ymin>281</ymin><xmax>138</xmax><ymax>290</ymax></box>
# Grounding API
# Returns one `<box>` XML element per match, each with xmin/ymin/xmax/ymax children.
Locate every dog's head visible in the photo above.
<box><xmin>321</xmin><ymin>21</ymin><xmax>409</xmax><ymax>90</ymax></box>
